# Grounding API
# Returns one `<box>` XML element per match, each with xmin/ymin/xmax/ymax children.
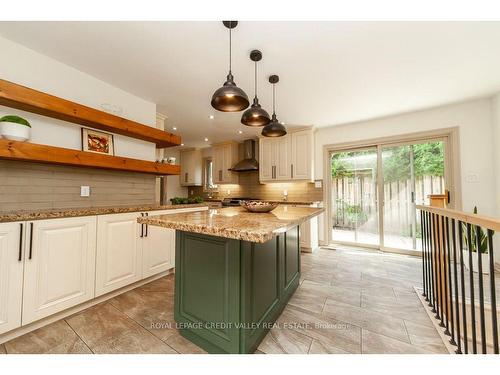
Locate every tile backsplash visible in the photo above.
<box><xmin>190</xmin><ymin>171</ymin><xmax>323</xmax><ymax>202</ymax></box>
<box><xmin>0</xmin><ymin>160</ymin><xmax>157</xmax><ymax>211</ymax></box>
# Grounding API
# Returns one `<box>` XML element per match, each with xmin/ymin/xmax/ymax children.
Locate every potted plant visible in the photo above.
<box><xmin>0</xmin><ymin>115</ymin><xmax>31</xmax><ymax>141</ymax></box>
<box><xmin>462</xmin><ymin>206</ymin><xmax>491</xmax><ymax>274</ymax></box>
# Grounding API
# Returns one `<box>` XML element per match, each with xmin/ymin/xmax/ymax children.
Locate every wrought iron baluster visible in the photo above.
<box><xmin>451</xmin><ymin>218</ymin><xmax>460</xmax><ymax>351</ymax></box>
<box><xmin>487</xmin><ymin>229</ymin><xmax>499</xmax><ymax>354</ymax></box>
<box><xmin>421</xmin><ymin>210</ymin><xmax>427</xmax><ymax>298</ymax></box>
<box><xmin>475</xmin><ymin>225</ymin><xmax>487</xmax><ymax>354</ymax></box>
<box><xmin>431</xmin><ymin>213</ymin><xmax>439</xmax><ymax>315</ymax></box>
<box><xmin>467</xmin><ymin>223</ymin><xmax>477</xmax><ymax>354</ymax></box>
<box><xmin>445</xmin><ymin>217</ymin><xmax>455</xmax><ymax>341</ymax></box>
<box><xmin>459</xmin><ymin>222</ymin><xmax>468</xmax><ymax>354</ymax></box>
<box><xmin>441</xmin><ymin>216</ymin><xmax>450</xmax><ymax>336</ymax></box>
<box><xmin>437</xmin><ymin>214</ymin><xmax>445</xmax><ymax>327</ymax></box>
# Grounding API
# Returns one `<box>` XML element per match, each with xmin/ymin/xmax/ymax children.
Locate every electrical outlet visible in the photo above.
<box><xmin>314</xmin><ymin>180</ymin><xmax>322</xmax><ymax>188</ymax></box>
<box><xmin>80</xmin><ymin>186</ymin><xmax>90</xmax><ymax>197</ymax></box>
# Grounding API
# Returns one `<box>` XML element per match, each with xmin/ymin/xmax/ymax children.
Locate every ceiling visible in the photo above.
<box><xmin>1</xmin><ymin>21</ymin><xmax>500</xmax><ymax>148</ymax></box>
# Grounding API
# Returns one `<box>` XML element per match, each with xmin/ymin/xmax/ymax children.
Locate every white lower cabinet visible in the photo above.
<box><xmin>142</xmin><ymin>210</ymin><xmax>175</xmax><ymax>278</ymax></box>
<box><xmin>0</xmin><ymin>222</ymin><xmax>24</xmax><ymax>335</ymax></box>
<box><xmin>95</xmin><ymin>212</ymin><xmax>142</xmax><ymax>297</ymax></box>
<box><xmin>0</xmin><ymin>207</ymin><xmax>206</xmax><ymax>337</ymax></box>
<box><xmin>22</xmin><ymin>216</ymin><xmax>97</xmax><ymax>325</ymax></box>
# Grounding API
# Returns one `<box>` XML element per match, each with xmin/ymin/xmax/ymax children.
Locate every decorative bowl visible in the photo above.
<box><xmin>240</xmin><ymin>201</ymin><xmax>278</xmax><ymax>213</ymax></box>
<box><xmin>0</xmin><ymin>121</ymin><xmax>31</xmax><ymax>142</ymax></box>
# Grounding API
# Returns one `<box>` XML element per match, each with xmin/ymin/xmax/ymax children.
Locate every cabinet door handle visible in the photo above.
<box><xmin>18</xmin><ymin>223</ymin><xmax>23</xmax><ymax>261</ymax></box>
<box><xmin>291</xmin><ymin>164</ymin><xmax>294</xmax><ymax>179</ymax></box>
<box><xmin>185</xmin><ymin>173</ymin><xmax>188</xmax><ymax>183</ymax></box>
<box><xmin>28</xmin><ymin>222</ymin><xmax>33</xmax><ymax>260</ymax></box>
<box><xmin>145</xmin><ymin>213</ymin><xmax>149</xmax><ymax>237</ymax></box>
<box><xmin>219</xmin><ymin>170</ymin><xmax>222</xmax><ymax>181</ymax></box>
<box><xmin>140</xmin><ymin>213</ymin><xmax>144</xmax><ymax>238</ymax></box>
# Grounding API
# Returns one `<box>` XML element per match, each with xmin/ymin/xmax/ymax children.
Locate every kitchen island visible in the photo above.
<box><xmin>138</xmin><ymin>205</ymin><xmax>323</xmax><ymax>354</ymax></box>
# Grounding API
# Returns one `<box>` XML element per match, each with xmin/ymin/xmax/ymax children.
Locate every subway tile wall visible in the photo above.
<box><xmin>190</xmin><ymin>171</ymin><xmax>323</xmax><ymax>202</ymax></box>
<box><xmin>0</xmin><ymin>160</ymin><xmax>157</xmax><ymax>211</ymax></box>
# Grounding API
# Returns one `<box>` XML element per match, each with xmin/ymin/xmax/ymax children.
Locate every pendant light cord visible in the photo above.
<box><xmin>273</xmin><ymin>83</ymin><xmax>276</xmax><ymax>114</ymax></box>
<box><xmin>229</xmin><ymin>27</ymin><xmax>232</xmax><ymax>73</ymax></box>
<box><xmin>254</xmin><ymin>61</ymin><xmax>257</xmax><ymax>98</ymax></box>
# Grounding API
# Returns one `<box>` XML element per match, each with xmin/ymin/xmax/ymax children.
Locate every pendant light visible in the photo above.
<box><xmin>262</xmin><ymin>75</ymin><xmax>287</xmax><ymax>137</ymax></box>
<box><xmin>211</xmin><ymin>21</ymin><xmax>249</xmax><ymax>112</ymax></box>
<box><xmin>241</xmin><ymin>50</ymin><xmax>271</xmax><ymax>126</ymax></box>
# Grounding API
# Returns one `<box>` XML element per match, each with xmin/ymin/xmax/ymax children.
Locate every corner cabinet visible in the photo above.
<box><xmin>259</xmin><ymin>129</ymin><xmax>314</xmax><ymax>183</ymax></box>
<box><xmin>180</xmin><ymin>149</ymin><xmax>203</xmax><ymax>186</ymax></box>
<box><xmin>212</xmin><ymin>142</ymin><xmax>239</xmax><ymax>184</ymax></box>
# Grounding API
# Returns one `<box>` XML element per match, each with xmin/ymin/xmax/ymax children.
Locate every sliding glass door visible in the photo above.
<box><xmin>330</xmin><ymin>138</ymin><xmax>447</xmax><ymax>252</ymax></box>
<box><xmin>331</xmin><ymin>148</ymin><xmax>379</xmax><ymax>246</ymax></box>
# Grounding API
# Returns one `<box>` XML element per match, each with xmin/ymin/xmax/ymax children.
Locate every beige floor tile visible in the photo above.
<box><xmin>361</xmin><ymin>297</ymin><xmax>432</xmax><ymax>327</ymax></box>
<box><xmin>258</xmin><ymin>332</ymin><xmax>286</xmax><ymax>354</ymax></box>
<box><xmin>66</xmin><ymin>302</ymin><xmax>151</xmax><ymax>350</ymax></box>
<box><xmin>4</xmin><ymin>320</ymin><xmax>89</xmax><ymax>354</ymax></box>
<box><xmin>45</xmin><ymin>339</ymin><xmax>92</xmax><ymax>354</ymax></box>
<box><xmin>323</xmin><ymin>298</ymin><xmax>410</xmax><ymax>343</ymax></box>
<box><xmin>308</xmin><ymin>339</ymin><xmax>350</xmax><ymax>354</ymax></box>
<box><xmin>279</xmin><ymin>305</ymin><xmax>362</xmax><ymax>354</ymax></box>
<box><xmin>268</xmin><ymin>327</ymin><xmax>313</xmax><ymax>354</ymax></box>
<box><xmin>362</xmin><ymin>329</ymin><xmax>431</xmax><ymax>354</ymax></box>
<box><xmin>109</xmin><ymin>289</ymin><xmax>177</xmax><ymax>341</ymax></box>
<box><xmin>136</xmin><ymin>274</ymin><xmax>175</xmax><ymax>293</ymax></box>
<box><xmin>165</xmin><ymin>331</ymin><xmax>206</xmax><ymax>354</ymax></box>
<box><xmin>298</xmin><ymin>280</ymin><xmax>361</xmax><ymax>307</ymax></box>
<box><xmin>288</xmin><ymin>291</ymin><xmax>327</xmax><ymax>313</ymax></box>
<box><xmin>404</xmin><ymin>320</ymin><xmax>448</xmax><ymax>353</ymax></box>
<box><xmin>91</xmin><ymin>329</ymin><xmax>177</xmax><ymax>354</ymax></box>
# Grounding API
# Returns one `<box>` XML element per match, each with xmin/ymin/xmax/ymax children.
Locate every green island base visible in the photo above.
<box><xmin>174</xmin><ymin>225</ymin><xmax>300</xmax><ymax>354</ymax></box>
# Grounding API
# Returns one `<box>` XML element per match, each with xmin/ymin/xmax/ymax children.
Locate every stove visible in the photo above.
<box><xmin>221</xmin><ymin>197</ymin><xmax>254</xmax><ymax>207</ymax></box>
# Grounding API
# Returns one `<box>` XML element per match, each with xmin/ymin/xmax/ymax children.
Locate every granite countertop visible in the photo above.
<box><xmin>0</xmin><ymin>203</ymin><xmax>209</xmax><ymax>223</ymax></box>
<box><xmin>203</xmin><ymin>198</ymin><xmax>322</xmax><ymax>205</ymax></box>
<box><xmin>138</xmin><ymin>205</ymin><xmax>324</xmax><ymax>243</ymax></box>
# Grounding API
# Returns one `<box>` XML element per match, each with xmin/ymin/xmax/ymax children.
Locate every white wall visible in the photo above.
<box><xmin>492</xmin><ymin>94</ymin><xmax>500</xmax><ymax>218</ymax></box>
<box><xmin>315</xmin><ymin>98</ymin><xmax>497</xmax><ymax>216</ymax></box>
<box><xmin>0</xmin><ymin>36</ymin><xmax>156</xmax><ymax>161</ymax></box>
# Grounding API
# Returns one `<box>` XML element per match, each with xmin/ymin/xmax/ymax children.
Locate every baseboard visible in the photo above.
<box><xmin>0</xmin><ymin>269</ymin><xmax>173</xmax><ymax>345</ymax></box>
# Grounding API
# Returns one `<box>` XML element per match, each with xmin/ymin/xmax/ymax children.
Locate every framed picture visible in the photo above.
<box><xmin>81</xmin><ymin>128</ymin><xmax>114</xmax><ymax>155</ymax></box>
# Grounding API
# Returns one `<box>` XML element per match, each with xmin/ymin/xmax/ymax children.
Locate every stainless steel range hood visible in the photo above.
<box><xmin>230</xmin><ymin>139</ymin><xmax>259</xmax><ymax>172</ymax></box>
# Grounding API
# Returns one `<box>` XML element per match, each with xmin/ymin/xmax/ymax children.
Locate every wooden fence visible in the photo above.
<box><xmin>332</xmin><ymin>175</ymin><xmax>444</xmax><ymax>235</ymax></box>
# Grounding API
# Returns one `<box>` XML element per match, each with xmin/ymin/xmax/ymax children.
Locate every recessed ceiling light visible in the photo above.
<box><xmin>209</xmin><ymin>115</ymin><xmax>215</xmax><ymax>119</ymax></box>
<box><xmin>172</xmin><ymin>126</ymin><xmax>177</xmax><ymax>130</ymax></box>
<box><xmin>281</xmin><ymin>122</ymin><xmax>286</xmax><ymax>125</ymax></box>
<box><xmin>204</xmin><ymin>138</ymin><xmax>209</xmax><ymax>142</ymax></box>
<box><xmin>238</xmin><ymin>130</ymin><xmax>243</xmax><ymax>134</ymax></box>
<box><xmin>181</xmin><ymin>143</ymin><xmax>184</xmax><ymax>146</ymax></box>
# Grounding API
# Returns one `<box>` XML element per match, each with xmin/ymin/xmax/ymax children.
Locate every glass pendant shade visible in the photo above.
<box><xmin>261</xmin><ymin>113</ymin><xmax>287</xmax><ymax>137</ymax></box>
<box><xmin>241</xmin><ymin>97</ymin><xmax>270</xmax><ymax>126</ymax></box>
<box><xmin>211</xmin><ymin>72</ymin><xmax>249</xmax><ymax>112</ymax></box>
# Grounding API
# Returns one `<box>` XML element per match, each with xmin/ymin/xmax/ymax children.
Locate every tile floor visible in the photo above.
<box><xmin>1</xmin><ymin>247</ymin><xmax>447</xmax><ymax>354</ymax></box>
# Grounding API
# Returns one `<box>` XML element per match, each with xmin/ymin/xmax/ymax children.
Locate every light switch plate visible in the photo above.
<box><xmin>80</xmin><ymin>186</ymin><xmax>90</xmax><ymax>197</ymax></box>
<box><xmin>314</xmin><ymin>180</ymin><xmax>322</xmax><ymax>188</ymax></box>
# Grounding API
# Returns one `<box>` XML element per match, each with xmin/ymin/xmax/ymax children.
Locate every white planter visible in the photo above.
<box><xmin>462</xmin><ymin>250</ymin><xmax>490</xmax><ymax>274</ymax></box>
<box><xmin>0</xmin><ymin>122</ymin><xmax>31</xmax><ymax>141</ymax></box>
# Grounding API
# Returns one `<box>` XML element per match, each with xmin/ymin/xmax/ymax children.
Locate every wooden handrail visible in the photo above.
<box><xmin>417</xmin><ymin>205</ymin><xmax>500</xmax><ymax>232</ymax></box>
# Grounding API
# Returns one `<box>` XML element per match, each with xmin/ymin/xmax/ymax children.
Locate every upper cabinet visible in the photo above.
<box><xmin>180</xmin><ymin>149</ymin><xmax>203</xmax><ymax>186</ymax></box>
<box><xmin>212</xmin><ymin>142</ymin><xmax>239</xmax><ymax>184</ymax></box>
<box><xmin>259</xmin><ymin>129</ymin><xmax>314</xmax><ymax>183</ymax></box>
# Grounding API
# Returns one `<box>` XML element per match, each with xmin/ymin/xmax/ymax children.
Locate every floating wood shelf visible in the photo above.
<box><xmin>0</xmin><ymin>79</ymin><xmax>181</xmax><ymax>148</ymax></box>
<box><xmin>0</xmin><ymin>139</ymin><xmax>180</xmax><ymax>176</ymax></box>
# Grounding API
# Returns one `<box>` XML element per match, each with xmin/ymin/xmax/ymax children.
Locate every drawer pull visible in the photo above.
<box><xmin>28</xmin><ymin>222</ymin><xmax>33</xmax><ymax>260</ymax></box>
<box><xmin>18</xmin><ymin>223</ymin><xmax>23</xmax><ymax>261</ymax></box>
